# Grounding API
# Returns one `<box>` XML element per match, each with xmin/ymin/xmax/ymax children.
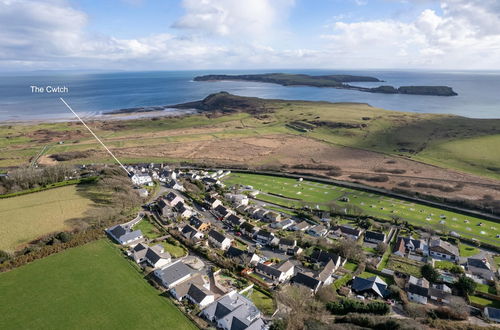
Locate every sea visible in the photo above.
<box><xmin>0</xmin><ymin>69</ymin><xmax>499</xmax><ymax>122</ymax></box>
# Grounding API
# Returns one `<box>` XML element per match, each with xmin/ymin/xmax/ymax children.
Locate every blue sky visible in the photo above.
<box><xmin>0</xmin><ymin>0</ymin><xmax>499</xmax><ymax>70</ymax></box>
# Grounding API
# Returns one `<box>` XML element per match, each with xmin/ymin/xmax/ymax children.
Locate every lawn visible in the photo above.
<box><xmin>0</xmin><ymin>185</ymin><xmax>93</xmax><ymax>251</ymax></box>
<box><xmin>343</xmin><ymin>262</ymin><xmax>358</xmax><ymax>271</ymax></box>
<box><xmin>244</xmin><ymin>289</ymin><xmax>275</xmax><ymax>315</ymax></box>
<box><xmin>358</xmin><ymin>271</ymin><xmax>394</xmax><ymax>285</ymax></box>
<box><xmin>386</xmin><ymin>257</ymin><xmax>422</xmax><ymax>277</ymax></box>
<box><xmin>475</xmin><ymin>283</ymin><xmax>497</xmax><ymax>295</ymax></box>
<box><xmin>495</xmin><ymin>256</ymin><xmax>500</xmax><ymax>268</ymax></box>
<box><xmin>0</xmin><ymin>240</ymin><xmax>197</xmax><ymax>330</ymax></box>
<box><xmin>160</xmin><ymin>241</ymin><xmax>187</xmax><ymax>258</ymax></box>
<box><xmin>223</xmin><ymin>173</ymin><xmax>500</xmax><ymax>247</ymax></box>
<box><xmin>459</xmin><ymin>244</ymin><xmax>480</xmax><ymax>257</ymax></box>
<box><xmin>469</xmin><ymin>295</ymin><xmax>500</xmax><ymax>309</ymax></box>
<box><xmin>134</xmin><ymin>217</ymin><xmax>163</xmax><ymax>239</ymax></box>
<box><xmin>434</xmin><ymin>260</ymin><xmax>456</xmax><ymax>271</ymax></box>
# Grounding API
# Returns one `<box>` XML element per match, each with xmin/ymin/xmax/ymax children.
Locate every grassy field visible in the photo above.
<box><xmin>0</xmin><ymin>240</ymin><xmax>197</xmax><ymax>330</ymax></box>
<box><xmin>0</xmin><ymin>185</ymin><xmax>93</xmax><ymax>251</ymax></box>
<box><xmin>459</xmin><ymin>244</ymin><xmax>480</xmax><ymax>257</ymax></box>
<box><xmin>1</xmin><ymin>96</ymin><xmax>499</xmax><ymax>181</ymax></box>
<box><xmin>224</xmin><ymin>173</ymin><xmax>500</xmax><ymax>247</ymax></box>
<box><xmin>134</xmin><ymin>217</ymin><xmax>163</xmax><ymax>239</ymax></box>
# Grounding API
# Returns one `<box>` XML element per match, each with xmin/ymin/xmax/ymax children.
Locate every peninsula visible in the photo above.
<box><xmin>194</xmin><ymin>73</ymin><xmax>458</xmax><ymax>96</ymax></box>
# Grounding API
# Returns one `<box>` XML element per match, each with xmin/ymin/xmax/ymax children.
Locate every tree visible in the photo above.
<box><xmin>456</xmin><ymin>275</ymin><xmax>477</xmax><ymax>296</ymax></box>
<box><xmin>333</xmin><ymin>239</ymin><xmax>365</xmax><ymax>263</ymax></box>
<box><xmin>0</xmin><ymin>250</ymin><xmax>11</xmax><ymax>263</ymax></box>
<box><xmin>421</xmin><ymin>264</ymin><xmax>439</xmax><ymax>283</ymax></box>
<box><xmin>375</xmin><ymin>242</ymin><xmax>387</xmax><ymax>255</ymax></box>
<box><xmin>316</xmin><ymin>285</ymin><xmax>337</xmax><ymax>304</ymax></box>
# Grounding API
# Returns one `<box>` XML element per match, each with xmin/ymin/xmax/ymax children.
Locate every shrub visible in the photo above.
<box><xmin>326</xmin><ymin>298</ymin><xmax>390</xmax><ymax>315</ymax></box>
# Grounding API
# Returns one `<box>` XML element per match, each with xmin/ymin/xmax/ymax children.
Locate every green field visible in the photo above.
<box><xmin>459</xmin><ymin>244</ymin><xmax>480</xmax><ymax>257</ymax></box>
<box><xmin>0</xmin><ymin>240</ymin><xmax>197</xmax><ymax>330</ymax></box>
<box><xmin>0</xmin><ymin>185</ymin><xmax>93</xmax><ymax>251</ymax></box>
<box><xmin>134</xmin><ymin>217</ymin><xmax>163</xmax><ymax>239</ymax></box>
<box><xmin>224</xmin><ymin>173</ymin><xmax>500</xmax><ymax>247</ymax></box>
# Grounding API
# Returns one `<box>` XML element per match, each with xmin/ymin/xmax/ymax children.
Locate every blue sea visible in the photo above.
<box><xmin>0</xmin><ymin>69</ymin><xmax>499</xmax><ymax>121</ymax></box>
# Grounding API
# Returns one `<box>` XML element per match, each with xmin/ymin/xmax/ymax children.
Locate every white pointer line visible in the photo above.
<box><xmin>59</xmin><ymin>97</ymin><xmax>130</xmax><ymax>175</ymax></box>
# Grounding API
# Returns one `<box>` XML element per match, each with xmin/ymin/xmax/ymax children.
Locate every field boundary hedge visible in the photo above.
<box><xmin>0</xmin><ymin>176</ymin><xmax>98</xmax><ymax>199</ymax></box>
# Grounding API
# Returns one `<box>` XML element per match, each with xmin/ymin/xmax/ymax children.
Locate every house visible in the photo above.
<box><xmin>429</xmin><ymin>238</ymin><xmax>459</xmax><ymax>261</ymax></box>
<box><xmin>226</xmin><ymin>246</ymin><xmax>247</xmax><ymax>259</ymax></box>
<box><xmin>181</xmin><ymin>224</ymin><xmax>204</xmax><ymax>241</ymax></box>
<box><xmin>484</xmin><ymin>307</ymin><xmax>500</xmax><ymax>323</ymax></box>
<box><xmin>263</xmin><ymin>211</ymin><xmax>281</xmax><ymax>223</ymax></box>
<box><xmin>307</xmin><ymin>224</ymin><xmax>328</xmax><ymax>237</ymax></box>
<box><xmin>214</xmin><ymin>205</ymin><xmax>231</xmax><ymax>220</ymax></box>
<box><xmin>252</xmin><ymin>209</ymin><xmax>269</xmax><ymax>220</ymax></box>
<box><xmin>170</xmin><ymin>273</ymin><xmax>210</xmax><ymax>300</ymax></box>
<box><xmin>310</xmin><ymin>249</ymin><xmax>345</xmax><ymax>270</ymax></box>
<box><xmin>200</xmin><ymin>291</ymin><xmax>265</xmax><ymax>330</ymax></box>
<box><xmin>186</xmin><ymin>283</ymin><xmax>215</xmax><ymax>308</ymax></box>
<box><xmin>225</xmin><ymin>193</ymin><xmax>249</xmax><ymax>206</ymax></box>
<box><xmin>331</xmin><ymin>225</ymin><xmax>363</xmax><ymax>240</ymax></box>
<box><xmin>189</xmin><ymin>216</ymin><xmax>211</xmax><ymax>232</ymax></box>
<box><xmin>316</xmin><ymin>259</ymin><xmax>337</xmax><ymax>285</ymax></box>
<box><xmin>406</xmin><ymin>276</ymin><xmax>429</xmax><ymax>304</ymax></box>
<box><xmin>278</xmin><ymin>238</ymin><xmax>296</xmax><ymax>253</ymax></box>
<box><xmin>145</xmin><ymin>244</ymin><xmax>172</xmax><ymax>269</ymax></box>
<box><xmin>205</xmin><ymin>196</ymin><xmax>222</xmax><ymax>209</ymax></box>
<box><xmin>106</xmin><ymin>224</ymin><xmax>143</xmax><ymax>246</ymax></box>
<box><xmin>466</xmin><ymin>257</ymin><xmax>494</xmax><ymax>280</ymax></box>
<box><xmin>351</xmin><ymin>276</ymin><xmax>389</xmax><ymax>298</ymax></box>
<box><xmin>130</xmin><ymin>242</ymin><xmax>148</xmax><ymax>263</ymax></box>
<box><xmin>429</xmin><ymin>283</ymin><xmax>452</xmax><ymax>304</ymax></box>
<box><xmin>174</xmin><ymin>202</ymin><xmax>193</xmax><ymax>219</ymax></box>
<box><xmin>393</xmin><ymin>236</ymin><xmax>428</xmax><ymax>256</ymax></box>
<box><xmin>207</xmin><ymin>229</ymin><xmax>232</xmax><ymax>250</ymax></box>
<box><xmin>165</xmin><ymin>179</ymin><xmax>185</xmax><ymax>192</ymax></box>
<box><xmin>241</xmin><ymin>222</ymin><xmax>258</xmax><ymax>237</ymax></box>
<box><xmin>226</xmin><ymin>214</ymin><xmax>246</xmax><ymax>228</ymax></box>
<box><xmin>292</xmin><ymin>272</ymin><xmax>322</xmax><ymax>293</ymax></box>
<box><xmin>271</xmin><ymin>218</ymin><xmax>295</xmax><ymax>230</ymax></box>
<box><xmin>292</xmin><ymin>221</ymin><xmax>311</xmax><ymax>232</ymax></box>
<box><xmin>131</xmin><ymin>173</ymin><xmax>153</xmax><ymax>185</ymax></box>
<box><xmin>165</xmin><ymin>191</ymin><xmax>184</xmax><ymax>207</ymax></box>
<box><xmin>364</xmin><ymin>231</ymin><xmax>387</xmax><ymax>244</ymax></box>
<box><xmin>136</xmin><ymin>188</ymin><xmax>149</xmax><ymax>198</ymax></box>
<box><xmin>255</xmin><ymin>261</ymin><xmax>295</xmax><ymax>283</ymax></box>
<box><xmin>255</xmin><ymin>230</ymin><xmax>274</xmax><ymax>244</ymax></box>
<box><xmin>154</xmin><ymin>260</ymin><xmax>193</xmax><ymax>289</ymax></box>
<box><xmin>226</xmin><ymin>246</ymin><xmax>260</xmax><ymax>266</ymax></box>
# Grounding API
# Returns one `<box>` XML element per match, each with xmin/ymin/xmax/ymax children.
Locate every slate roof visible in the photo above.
<box><xmin>227</xmin><ymin>214</ymin><xmax>245</xmax><ymax>227</ymax></box>
<box><xmin>485</xmin><ymin>307</ymin><xmax>500</xmax><ymax>321</ymax></box>
<box><xmin>214</xmin><ymin>205</ymin><xmax>229</xmax><ymax>216</ymax></box>
<box><xmin>310</xmin><ymin>249</ymin><xmax>341</xmax><ymax>265</ymax></box>
<box><xmin>292</xmin><ymin>272</ymin><xmax>321</xmax><ymax>291</ymax></box>
<box><xmin>338</xmin><ymin>225</ymin><xmax>361</xmax><ymax>236</ymax></box>
<box><xmin>317</xmin><ymin>259</ymin><xmax>336</xmax><ymax>282</ymax></box>
<box><xmin>189</xmin><ymin>216</ymin><xmax>208</xmax><ymax>230</ymax></box>
<box><xmin>201</xmin><ymin>292</ymin><xmax>263</xmax><ymax>329</ymax></box>
<box><xmin>256</xmin><ymin>263</ymin><xmax>282</xmax><ymax>278</ymax></box>
<box><xmin>351</xmin><ymin>276</ymin><xmax>388</xmax><ymax>298</ymax></box>
<box><xmin>467</xmin><ymin>257</ymin><xmax>491</xmax><ymax>270</ymax></box>
<box><xmin>429</xmin><ymin>238</ymin><xmax>459</xmax><ymax>256</ymax></box>
<box><xmin>278</xmin><ymin>238</ymin><xmax>295</xmax><ymax>247</ymax></box>
<box><xmin>146</xmin><ymin>244</ymin><xmax>170</xmax><ymax>265</ymax></box>
<box><xmin>155</xmin><ymin>261</ymin><xmax>192</xmax><ymax>287</ymax></box>
<box><xmin>131</xmin><ymin>242</ymin><xmax>148</xmax><ymax>261</ymax></box>
<box><xmin>187</xmin><ymin>284</ymin><xmax>212</xmax><ymax>304</ymax></box>
<box><xmin>407</xmin><ymin>276</ymin><xmax>429</xmax><ymax>297</ymax></box>
<box><xmin>364</xmin><ymin>231</ymin><xmax>386</xmax><ymax>242</ymax></box>
<box><xmin>109</xmin><ymin>224</ymin><xmax>127</xmax><ymax>238</ymax></box>
<box><xmin>108</xmin><ymin>224</ymin><xmax>142</xmax><ymax>243</ymax></box>
<box><xmin>294</xmin><ymin>221</ymin><xmax>310</xmax><ymax>230</ymax></box>
<box><xmin>208</xmin><ymin>229</ymin><xmax>229</xmax><ymax>244</ymax></box>
<box><xmin>256</xmin><ymin>230</ymin><xmax>273</xmax><ymax>239</ymax></box>
<box><xmin>226</xmin><ymin>246</ymin><xmax>246</xmax><ymax>259</ymax></box>
<box><xmin>166</xmin><ymin>191</ymin><xmax>181</xmax><ymax>202</ymax></box>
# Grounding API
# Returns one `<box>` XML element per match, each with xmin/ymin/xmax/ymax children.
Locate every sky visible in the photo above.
<box><xmin>1</xmin><ymin>0</ymin><xmax>500</xmax><ymax>71</ymax></box>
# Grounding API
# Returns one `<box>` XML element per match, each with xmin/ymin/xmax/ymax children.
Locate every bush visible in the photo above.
<box><xmin>326</xmin><ymin>298</ymin><xmax>390</xmax><ymax>315</ymax></box>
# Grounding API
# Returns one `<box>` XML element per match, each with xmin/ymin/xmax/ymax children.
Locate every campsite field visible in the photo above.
<box><xmin>0</xmin><ymin>185</ymin><xmax>93</xmax><ymax>251</ymax></box>
<box><xmin>224</xmin><ymin>173</ymin><xmax>500</xmax><ymax>247</ymax></box>
<box><xmin>0</xmin><ymin>240</ymin><xmax>197</xmax><ymax>330</ymax></box>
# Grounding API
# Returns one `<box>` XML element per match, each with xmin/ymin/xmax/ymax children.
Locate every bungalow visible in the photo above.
<box><xmin>331</xmin><ymin>225</ymin><xmax>363</xmax><ymax>240</ymax></box>
<box><xmin>205</xmin><ymin>196</ymin><xmax>222</xmax><ymax>210</ymax></box>
<box><xmin>213</xmin><ymin>205</ymin><xmax>231</xmax><ymax>220</ymax></box>
<box><xmin>200</xmin><ymin>291</ymin><xmax>265</xmax><ymax>330</ymax></box>
<box><xmin>145</xmin><ymin>244</ymin><xmax>172</xmax><ymax>269</ymax></box>
<box><xmin>264</xmin><ymin>211</ymin><xmax>281</xmax><ymax>223</ymax></box>
<box><xmin>393</xmin><ymin>236</ymin><xmax>428</xmax><ymax>256</ymax></box>
<box><xmin>292</xmin><ymin>272</ymin><xmax>322</xmax><ymax>293</ymax></box>
<box><xmin>310</xmin><ymin>249</ymin><xmax>345</xmax><ymax>269</ymax></box>
<box><xmin>252</xmin><ymin>209</ymin><xmax>269</xmax><ymax>220</ymax></box>
<box><xmin>189</xmin><ymin>216</ymin><xmax>211</xmax><ymax>232</ymax></box>
<box><xmin>225</xmin><ymin>214</ymin><xmax>246</xmax><ymax>228</ymax></box>
<box><xmin>255</xmin><ymin>261</ymin><xmax>295</xmax><ymax>283</ymax></box>
<box><xmin>292</xmin><ymin>221</ymin><xmax>311</xmax><ymax>232</ymax></box>
<box><xmin>181</xmin><ymin>224</ymin><xmax>204</xmax><ymax>241</ymax></box>
<box><xmin>406</xmin><ymin>276</ymin><xmax>429</xmax><ymax>304</ymax></box>
<box><xmin>307</xmin><ymin>224</ymin><xmax>328</xmax><ymax>237</ymax></box>
<box><xmin>207</xmin><ymin>229</ymin><xmax>232</xmax><ymax>250</ymax></box>
<box><xmin>278</xmin><ymin>238</ymin><xmax>296</xmax><ymax>253</ymax></box>
<box><xmin>351</xmin><ymin>276</ymin><xmax>389</xmax><ymax>298</ymax></box>
<box><xmin>154</xmin><ymin>260</ymin><xmax>193</xmax><ymax>289</ymax></box>
<box><xmin>364</xmin><ymin>231</ymin><xmax>387</xmax><ymax>244</ymax></box>
<box><xmin>466</xmin><ymin>257</ymin><xmax>494</xmax><ymax>281</ymax></box>
<box><xmin>164</xmin><ymin>191</ymin><xmax>184</xmax><ymax>208</ymax></box>
<box><xmin>316</xmin><ymin>259</ymin><xmax>337</xmax><ymax>285</ymax></box>
<box><xmin>106</xmin><ymin>224</ymin><xmax>143</xmax><ymax>246</ymax></box>
<box><xmin>186</xmin><ymin>284</ymin><xmax>215</xmax><ymax>308</ymax></box>
<box><xmin>165</xmin><ymin>179</ymin><xmax>185</xmax><ymax>192</ymax></box>
<box><xmin>429</xmin><ymin>283</ymin><xmax>452</xmax><ymax>304</ymax></box>
<box><xmin>226</xmin><ymin>247</ymin><xmax>260</xmax><ymax>266</ymax></box>
<box><xmin>255</xmin><ymin>229</ymin><xmax>274</xmax><ymax>244</ymax></box>
<box><xmin>429</xmin><ymin>238</ymin><xmax>459</xmax><ymax>261</ymax></box>
<box><xmin>170</xmin><ymin>273</ymin><xmax>208</xmax><ymax>301</ymax></box>
<box><xmin>130</xmin><ymin>243</ymin><xmax>148</xmax><ymax>263</ymax></box>
<box><xmin>240</xmin><ymin>222</ymin><xmax>258</xmax><ymax>237</ymax></box>
<box><xmin>484</xmin><ymin>307</ymin><xmax>500</xmax><ymax>323</ymax></box>
<box><xmin>224</xmin><ymin>193</ymin><xmax>249</xmax><ymax>206</ymax></box>
<box><xmin>271</xmin><ymin>218</ymin><xmax>295</xmax><ymax>230</ymax></box>
<box><xmin>174</xmin><ymin>202</ymin><xmax>193</xmax><ymax>219</ymax></box>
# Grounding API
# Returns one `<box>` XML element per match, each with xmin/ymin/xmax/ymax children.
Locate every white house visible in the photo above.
<box><xmin>407</xmin><ymin>276</ymin><xmax>429</xmax><ymax>304</ymax></box>
<box><xmin>207</xmin><ymin>229</ymin><xmax>232</xmax><ymax>250</ymax></box>
<box><xmin>106</xmin><ymin>224</ymin><xmax>143</xmax><ymax>246</ymax></box>
<box><xmin>186</xmin><ymin>283</ymin><xmax>215</xmax><ymax>308</ymax></box>
<box><xmin>131</xmin><ymin>173</ymin><xmax>153</xmax><ymax>186</ymax></box>
<box><xmin>255</xmin><ymin>261</ymin><xmax>295</xmax><ymax>283</ymax></box>
<box><xmin>154</xmin><ymin>261</ymin><xmax>193</xmax><ymax>289</ymax></box>
<box><xmin>181</xmin><ymin>224</ymin><xmax>204</xmax><ymax>241</ymax></box>
<box><xmin>429</xmin><ymin>238</ymin><xmax>459</xmax><ymax>261</ymax></box>
<box><xmin>145</xmin><ymin>244</ymin><xmax>172</xmax><ymax>269</ymax></box>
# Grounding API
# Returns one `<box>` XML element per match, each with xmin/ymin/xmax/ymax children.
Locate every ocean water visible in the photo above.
<box><xmin>0</xmin><ymin>69</ymin><xmax>499</xmax><ymax>121</ymax></box>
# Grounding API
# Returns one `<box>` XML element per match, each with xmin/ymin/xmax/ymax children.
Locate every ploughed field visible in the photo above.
<box><xmin>0</xmin><ymin>185</ymin><xmax>93</xmax><ymax>251</ymax></box>
<box><xmin>224</xmin><ymin>173</ymin><xmax>500</xmax><ymax>247</ymax></box>
<box><xmin>0</xmin><ymin>240</ymin><xmax>197</xmax><ymax>330</ymax></box>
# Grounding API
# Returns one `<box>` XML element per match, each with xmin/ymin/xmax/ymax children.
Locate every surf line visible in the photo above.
<box><xmin>59</xmin><ymin>97</ymin><xmax>130</xmax><ymax>175</ymax></box>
